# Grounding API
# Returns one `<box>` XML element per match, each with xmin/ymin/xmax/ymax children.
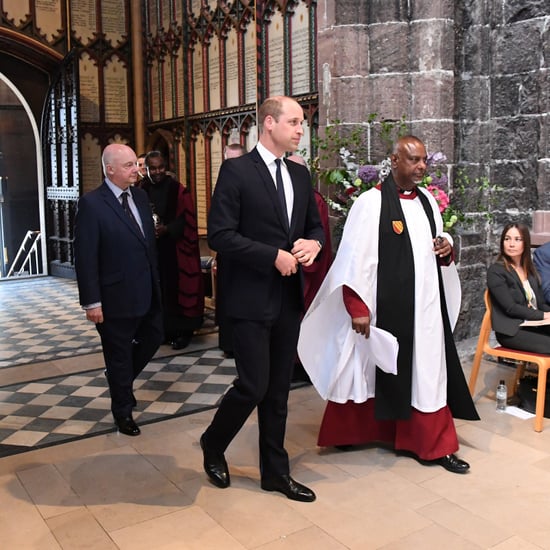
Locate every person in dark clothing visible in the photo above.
<box><xmin>142</xmin><ymin>151</ymin><xmax>204</xmax><ymax>350</ymax></box>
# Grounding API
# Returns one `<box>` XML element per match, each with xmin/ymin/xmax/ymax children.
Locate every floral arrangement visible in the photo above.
<box><xmin>320</xmin><ymin>144</ymin><xmax>462</xmax><ymax>232</ymax></box>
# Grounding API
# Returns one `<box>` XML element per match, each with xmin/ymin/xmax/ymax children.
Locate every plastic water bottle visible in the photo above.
<box><xmin>496</xmin><ymin>379</ymin><xmax>507</xmax><ymax>411</ymax></box>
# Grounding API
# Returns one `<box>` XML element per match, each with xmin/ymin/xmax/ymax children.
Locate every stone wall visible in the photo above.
<box><xmin>317</xmin><ymin>0</ymin><xmax>549</xmax><ymax>339</ymax></box>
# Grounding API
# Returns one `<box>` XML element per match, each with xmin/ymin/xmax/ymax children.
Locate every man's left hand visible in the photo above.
<box><xmin>292</xmin><ymin>238</ymin><xmax>321</xmax><ymax>267</ymax></box>
<box><xmin>433</xmin><ymin>236</ymin><xmax>452</xmax><ymax>257</ymax></box>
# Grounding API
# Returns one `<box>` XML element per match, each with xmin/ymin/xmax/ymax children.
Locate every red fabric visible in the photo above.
<box><xmin>175</xmin><ymin>186</ymin><xmax>205</xmax><ymax>318</ymax></box>
<box><xmin>318</xmin><ymin>399</ymin><xmax>459</xmax><ymax>460</ymax></box>
<box><xmin>302</xmin><ymin>191</ymin><xmax>333</xmax><ymax>310</ymax></box>
<box><xmin>342</xmin><ymin>285</ymin><xmax>370</xmax><ymax>318</ymax></box>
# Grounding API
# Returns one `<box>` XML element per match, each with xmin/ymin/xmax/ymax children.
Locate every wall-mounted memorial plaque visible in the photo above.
<box><xmin>81</xmin><ymin>133</ymin><xmax>102</xmax><ymax>195</ymax></box>
<box><xmin>291</xmin><ymin>2</ymin><xmax>311</xmax><ymax>95</ymax></box>
<box><xmin>71</xmin><ymin>0</ymin><xmax>96</xmax><ymax>44</ymax></box>
<box><xmin>193</xmin><ymin>47</ymin><xmax>205</xmax><ymax>114</ymax></box>
<box><xmin>161</xmin><ymin>0</ymin><xmax>170</xmax><ymax>30</ymax></box>
<box><xmin>164</xmin><ymin>58</ymin><xmax>174</xmax><ymax>119</ymax></box>
<box><xmin>3</xmin><ymin>0</ymin><xmax>29</xmax><ymax>26</ymax></box>
<box><xmin>79</xmin><ymin>53</ymin><xmax>100</xmax><ymax>123</ymax></box>
<box><xmin>104</xmin><ymin>58</ymin><xmax>129</xmax><ymax>123</ymax></box>
<box><xmin>176</xmin><ymin>55</ymin><xmax>185</xmax><ymax>117</ymax></box>
<box><xmin>101</xmin><ymin>0</ymin><xmax>126</xmax><ymax>46</ymax></box>
<box><xmin>151</xmin><ymin>60</ymin><xmax>160</xmax><ymax>120</ymax></box>
<box><xmin>177</xmin><ymin>142</ymin><xmax>187</xmax><ymax>187</ymax></box>
<box><xmin>268</xmin><ymin>10</ymin><xmax>285</xmax><ymax>97</ymax></box>
<box><xmin>244</xmin><ymin>25</ymin><xmax>256</xmax><ymax>105</ymax></box>
<box><xmin>210</xmin><ymin>129</ymin><xmax>222</xmax><ymax>192</ymax></box>
<box><xmin>226</xmin><ymin>28</ymin><xmax>239</xmax><ymax>107</ymax></box>
<box><xmin>209</xmin><ymin>35</ymin><xmax>221</xmax><ymax>111</ymax></box>
<box><xmin>35</xmin><ymin>0</ymin><xmax>62</xmax><ymax>43</ymax></box>
<box><xmin>195</xmin><ymin>133</ymin><xmax>207</xmax><ymax>233</ymax></box>
<box><xmin>191</xmin><ymin>0</ymin><xmax>201</xmax><ymax>15</ymax></box>
<box><xmin>247</xmin><ymin>124</ymin><xmax>258</xmax><ymax>152</ymax></box>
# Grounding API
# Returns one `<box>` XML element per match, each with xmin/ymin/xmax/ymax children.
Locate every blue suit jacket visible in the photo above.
<box><xmin>74</xmin><ymin>182</ymin><xmax>160</xmax><ymax>319</ymax></box>
<box><xmin>207</xmin><ymin>148</ymin><xmax>324</xmax><ymax>321</ymax></box>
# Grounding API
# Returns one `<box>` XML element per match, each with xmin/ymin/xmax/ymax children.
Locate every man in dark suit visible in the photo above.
<box><xmin>74</xmin><ymin>143</ymin><xmax>163</xmax><ymax>436</ymax></box>
<box><xmin>200</xmin><ymin>96</ymin><xmax>324</xmax><ymax>502</ymax></box>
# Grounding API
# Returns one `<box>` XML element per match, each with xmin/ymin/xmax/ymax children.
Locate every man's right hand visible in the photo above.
<box><xmin>275</xmin><ymin>249</ymin><xmax>298</xmax><ymax>276</ymax></box>
<box><xmin>352</xmin><ymin>316</ymin><xmax>370</xmax><ymax>338</ymax></box>
<box><xmin>86</xmin><ymin>306</ymin><xmax>104</xmax><ymax>324</ymax></box>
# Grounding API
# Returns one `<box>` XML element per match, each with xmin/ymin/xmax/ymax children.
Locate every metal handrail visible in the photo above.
<box><xmin>5</xmin><ymin>230</ymin><xmax>42</xmax><ymax>277</ymax></box>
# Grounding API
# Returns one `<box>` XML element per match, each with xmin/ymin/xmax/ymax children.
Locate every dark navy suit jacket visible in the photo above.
<box><xmin>207</xmin><ymin>148</ymin><xmax>324</xmax><ymax>321</ymax></box>
<box><xmin>74</xmin><ymin>181</ymin><xmax>160</xmax><ymax>319</ymax></box>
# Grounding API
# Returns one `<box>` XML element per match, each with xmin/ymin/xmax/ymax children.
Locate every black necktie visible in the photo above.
<box><xmin>121</xmin><ymin>191</ymin><xmax>143</xmax><ymax>235</ymax></box>
<box><xmin>275</xmin><ymin>158</ymin><xmax>289</xmax><ymax>229</ymax></box>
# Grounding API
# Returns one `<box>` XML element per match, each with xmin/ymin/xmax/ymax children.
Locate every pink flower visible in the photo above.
<box><xmin>426</xmin><ymin>185</ymin><xmax>449</xmax><ymax>213</ymax></box>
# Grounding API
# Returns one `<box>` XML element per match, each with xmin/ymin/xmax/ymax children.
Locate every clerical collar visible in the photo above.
<box><xmin>397</xmin><ymin>186</ymin><xmax>417</xmax><ymax>199</ymax></box>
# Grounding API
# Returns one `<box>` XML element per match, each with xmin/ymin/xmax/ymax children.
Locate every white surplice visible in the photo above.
<box><xmin>297</xmin><ymin>185</ymin><xmax>461</xmax><ymax>410</ymax></box>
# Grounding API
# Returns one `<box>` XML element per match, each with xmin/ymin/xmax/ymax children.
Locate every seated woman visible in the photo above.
<box><xmin>487</xmin><ymin>223</ymin><xmax>550</xmax><ymax>353</ymax></box>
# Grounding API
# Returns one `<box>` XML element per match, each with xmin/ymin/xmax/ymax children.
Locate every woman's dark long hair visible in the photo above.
<box><xmin>497</xmin><ymin>223</ymin><xmax>538</xmax><ymax>278</ymax></box>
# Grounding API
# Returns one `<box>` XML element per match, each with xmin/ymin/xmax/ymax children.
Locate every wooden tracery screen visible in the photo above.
<box><xmin>144</xmin><ymin>0</ymin><xmax>318</xmax><ymax>235</ymax></box>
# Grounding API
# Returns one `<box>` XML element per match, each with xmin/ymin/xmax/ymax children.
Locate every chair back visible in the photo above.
<box><xmin>478</xmin><ymin>290</ymin><xmax>493</xmax><ymax>346</ymax></box>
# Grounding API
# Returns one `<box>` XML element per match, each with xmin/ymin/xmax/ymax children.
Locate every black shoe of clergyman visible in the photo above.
<box><xmin>114</xmin><ymin>416</ymin><xmax>141</xmax><ymax>436</ymax></box>
<box><xmin>200</xmin><ymin>434</ymin><xmax>230</xmax><ymax>488</ymax></box>
<box><xmin>261</xmin><ymin>475</ymin><xmax>316</xmax><ymax>502</ymax></box>
<box><xmin>437</xmin><ymin>454</ymin><xmax>470</xmax><ymax>474</ymax></box>
<box><xmin>172</xmin><ymin>334</ymin><xmax>192</xmax><ymax>350</ymax></box>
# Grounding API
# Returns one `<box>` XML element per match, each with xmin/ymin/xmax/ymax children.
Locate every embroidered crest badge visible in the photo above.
<box><xmin>392</xmin><ymin>220</ymin><xmax>404</xmax><ymax>234</ymax></box>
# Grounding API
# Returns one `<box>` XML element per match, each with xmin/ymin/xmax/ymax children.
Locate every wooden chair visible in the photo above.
<box><xmin>469</xmin><ymin>290</ymin><xmax>550</xmax><ymax>432</ymax></box>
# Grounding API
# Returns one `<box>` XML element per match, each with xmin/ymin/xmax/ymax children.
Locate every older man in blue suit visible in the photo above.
<box><xmin>74</xmin><ymin>143</ymin><xmax>163</xmax><ymax>436</ymax></box>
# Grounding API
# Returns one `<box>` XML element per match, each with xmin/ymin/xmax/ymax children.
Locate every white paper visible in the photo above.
<box><xmin>503</xmin><ymin>406</ymin><xmax>535</xmax><ymax>419</ymax></box>
<box><xmin>363</xmin><ymin>326</ymin><xmax>399</xmax><ymax>375</ymax></box>
<box><xmin>519</xmin><ymin>318</ymin><xmax>550</xmax><ymax>327</ymax></box>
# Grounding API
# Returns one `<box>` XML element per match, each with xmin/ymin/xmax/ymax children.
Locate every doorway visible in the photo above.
<box><xmin>0</xmin><ymin>75</ymin><xmax>47</xmax><ymax>278</ymax></box>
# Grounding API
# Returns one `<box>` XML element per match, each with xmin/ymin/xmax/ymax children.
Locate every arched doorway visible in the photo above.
<box><xmin>0</xmin><ymin>74</ymin><xmax>47</xmax><ymax>277</ymax></box>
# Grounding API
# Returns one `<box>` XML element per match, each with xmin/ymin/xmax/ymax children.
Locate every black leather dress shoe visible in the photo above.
<box><xmin>200</xmin><ymin>434</ymin><xmax>230</xmax><ymax>488</ymax></box>
<box><xmin>261</xmin><ymin>475</ymin><xmax>316</xmax><ymax>502</ymax></box>
<box><xmin>437</xmin><ymin>454</ymin><xmax>470</xmax><ymax>474</ymax></box>
<box><xmin>115</xmin><ymin>416</ymin><xmax>140</xmax><ymax>436</ymax></box>
<box><xmin>172</xmin><ymin>334</ymin><xmax>192</xmax><ymax>350</ymax></box>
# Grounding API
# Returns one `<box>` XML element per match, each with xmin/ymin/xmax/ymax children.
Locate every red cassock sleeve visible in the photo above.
<box><xmin>342</xmin><ymin>285</ymin><xmax>370</xmax><ymax>318</ymax></box>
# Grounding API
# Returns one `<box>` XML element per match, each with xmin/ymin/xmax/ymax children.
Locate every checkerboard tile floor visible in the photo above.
<box><xmin>0</xmin><ymin>277</ymin><xmax>102</xmax><ymax>368</ymax></box>
<box><xmin>0</xmin><ymin>276</ymin><xmax>216</xmax><ymax>369</ymax></box>
<box><xmin>0</xmin><ymin>349</ymin><xmax>236</xmax><ymax>457</ymax></box>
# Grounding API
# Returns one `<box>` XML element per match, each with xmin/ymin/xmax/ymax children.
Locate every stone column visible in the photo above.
<box><xmin>317</xmin><ymin>1</ymin><xmax>455</xmax><ymax>155</ymax></box>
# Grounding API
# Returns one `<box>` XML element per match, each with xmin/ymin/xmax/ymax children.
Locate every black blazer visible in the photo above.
<box><xmin>487</xmin><ymin>262</ymin><xmax>550</xmax><ymax>336</ymax></box>
<box><xmin>207</xmin><ymin>148</ymin><xmax>324</xmax><ymax>321</ymax></box>
<box><xmin>74</xmin><ymin>182</ymin><xmax>160</xmax><ymax>319</ymax></box>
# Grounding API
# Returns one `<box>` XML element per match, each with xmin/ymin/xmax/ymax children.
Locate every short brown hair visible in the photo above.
<box><xmin>258</xmin><ymin>96</ymin><xmax>286</xmax><ymax>127</ymax></box>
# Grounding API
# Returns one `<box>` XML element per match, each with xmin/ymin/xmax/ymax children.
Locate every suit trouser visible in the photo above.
<box><xmin>496</xmin><ymin>326</ymin><xmax>550</xmax><ymax>354</ymax></box>
<box><xmin>97</xmin><ymin>303</ymin><xmax>163</xmax><ymax>418</ymax></box>
<box><xmin>203</xmin><ymin>279</ymin><xmax>302</xmax><ymax>479</ymax></box>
